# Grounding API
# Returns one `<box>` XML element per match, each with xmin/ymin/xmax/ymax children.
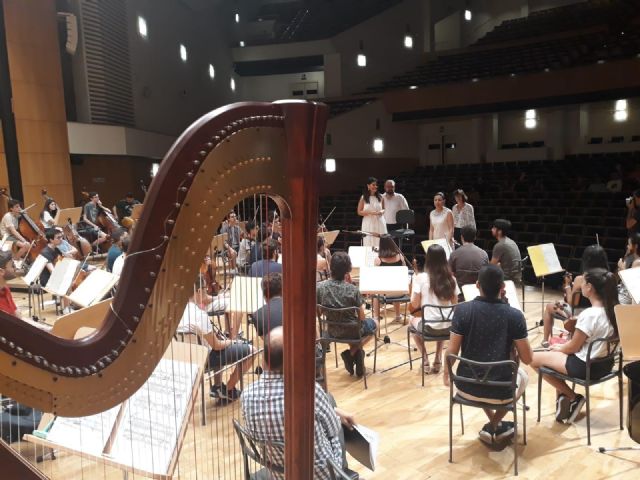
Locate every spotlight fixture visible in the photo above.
<box><xmin>325</xmin><ymin>158</ymin><xmax>336</xmax><ymax>173</ymax></box>
<box><xmin>373</xmin><ymin>138</ymin><xmax>384</xmax><ymax>153</ymax></box>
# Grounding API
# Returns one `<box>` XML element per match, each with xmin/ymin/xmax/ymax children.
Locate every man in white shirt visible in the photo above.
<box><xmin>383</xmin><ymin>179</ymin><xmax>409</xmax><ymax>232</ymax></box>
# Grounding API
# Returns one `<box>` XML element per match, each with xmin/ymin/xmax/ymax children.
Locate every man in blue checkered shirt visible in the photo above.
<box><xmin>241</xmin><ymin>327</ymin><xmax>356</xmax><ymax>479</ymax></box>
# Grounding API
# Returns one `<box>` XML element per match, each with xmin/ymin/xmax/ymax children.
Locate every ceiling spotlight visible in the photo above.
<box><xmin>404</xmin><ymin>35</ymin><xmax>414</xmax><ymax>49</ymax></box>
<box><xmin>409</xmin><ymin>85</ymin><xmax>418</xmax><ymax>90</ymax></box>
<box><xmin>373</xmin><ymin>138</ymin><xmax>384</xmax><ymax>153</ymax></box>
<box><xmin>464</xmin><ymin>9</ymin><xmax>472</xmax><ymax>21</ymax></box>
<box><xmin>357</xmin><ymin>54</ymin><xmax>367</xmax><ymax>67</ymax></box>
<box><xmin>325</xmin><ymin>158</ymin><xmax>336</xmax><ymax>173</ymax></box>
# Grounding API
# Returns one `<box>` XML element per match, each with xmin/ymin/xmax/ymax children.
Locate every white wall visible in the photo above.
<box><xmin>325</xmin><ymin>101</ymin><xmax>419</xmax><ymax>159</ymax></box>
<box><xmin>434</xmin><ymin>11</ymin><xmax>463</xmax><ymax>51</ymax></box>
<box><xmin>462</xmin><ymin>0</ymin><xmax>527</xmax><ymax>46</ymax></box>
<box><xmin>239</xmin><ymin>71</ymin><xmax>324</xmax><ymax>102</ymax></box>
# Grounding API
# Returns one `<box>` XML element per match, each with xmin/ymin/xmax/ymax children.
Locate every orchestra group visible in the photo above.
<box><xmin>0</xmin><ymin>177</ymin><xmax>626</xmax><ymax>478</ymax></box>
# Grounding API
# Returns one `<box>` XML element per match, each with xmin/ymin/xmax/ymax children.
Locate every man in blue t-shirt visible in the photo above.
<box><xmin>444</xmin><ymin>265</ymin><xmax>532</xmax><ymax>446</ymax></box>
<box><xmin>249</xmin><ymin>238</ymin><xmax>282</xmax><ymax>278</ymax></box>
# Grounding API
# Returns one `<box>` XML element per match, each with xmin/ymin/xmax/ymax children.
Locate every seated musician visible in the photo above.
<box><xmin>237</xmin><ymin>221</ymin><xmax>257</xmax><ymax>272</ymax></box>
<box><xmin>241</xmin><ymin>326</ymin><xmax>356</xmax><ymax>478</ymax></box>
<box><xmin>531</xmin><ymin>268</ymin><xmax>617</xmax><ymax>424</ymax></box>
<box><xmin>316</xmin><ymin>252</ymin><xmax>378</xmax><ymax>377</ymax></box>
<box><xmin>252</xmin><ymin>273</ymin><xmax>283</xmax><ymax>337</ymax></box>
<box><xmin>220</xmin><ymin>210</ymin><xmax>240</xmax><ymax>270</ymax></box>
<box><xmin>178</xmin><ymin>274</ymin><xmax>254</xmax><ymax>401</ymax></box>
<box><xmin>409</xmin><ymin>244</ymin><xmax>459</xmax><ymax>374</ymax></box>
<box><xmin>317</xmin><ymin>236</ymin><xmax>331</xmax><ymax>281</ymax></box>
<box><xmin>490</xmin><ymin>219</ymin><xmax>522</xmax><ymax>283</ymax></box>
<box><xmin>372</xmin><ymin>234</ymin><xmax>405</xmax><ymax>322</ymax></box>
<box><xmin>112</xmin><ymin>236</ymin><xmax>129</xmax><ymax>277</ymax></box>
<box><xmin>80</xmin><ymin>192</ymin><xmax>108</xmax><ymax>250</ymax></box>
<box><xmin>1</xmin><ymin>199</ymin><xmax>30</xmax><ymax>261</ymax></box>
<box><xmin>617</xmin><ymin>233</ymin><xmax>640</xmax><ymax>304</ymax></box>
<box><xmin>0</xmin><ymin>251</ymin><xmax>18</xmax><ymax>316</ymax></box>
<box><xmin>444</xmin><ymin>265</ymin><xmax>532</xmax><ymax>445</ymax></box>
<box><xmin>114</xmin><ymin>192</ymin><xmax>140</xmax><ymax>221</ymax></box>
<box><xmin>38</xmin><ymin>228</ymin><xmax>63</xmax><ymax>287</ymax></box>
<box><xmin>54</xmin><ymin>227</ymin><xmax>80</xmax><ymax>260</ymax></box>
<box><xmin>107</xmin><ymin>228</ymin><xmax>128</xmax><ymax>272</ymax></box>
<box><xmin>448</xmin><ymin>226</ymin><xmax>488</xmax><ymax>286</ymax></box>
<box><xmin>41</xmin><ymin>198</ymin><xmax>92</xmax><ymax>257</ymax></box>
<box><xmin>249</xmin><ymin>226</ymin><xmax>265</xmax><ymax>265</ymax></box>
<box><xmin>541</xmin><ymin>245</ymin><xmax>608</xmax><ymax>347</ymax></box>
<box><xmin>249</xmin><ymin>238</ymin><xmax>282</xmax><ymax>277</ymax></box>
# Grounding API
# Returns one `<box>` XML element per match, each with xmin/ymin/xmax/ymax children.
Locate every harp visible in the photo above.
<box><xmin>0</xmin><ymin>101</ymin><xmax>328</xmax><ymax>478</ymax></box>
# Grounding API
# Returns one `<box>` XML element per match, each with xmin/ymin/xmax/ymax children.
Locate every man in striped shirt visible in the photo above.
<box><xmin>241</xmin><ymin>327</ymin><xmax>356</xmax><ymax>479</ymax></box>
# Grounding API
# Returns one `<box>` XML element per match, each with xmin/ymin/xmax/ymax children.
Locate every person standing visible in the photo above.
<box><xmin>357</xmin><ymin>177</ymin><xmax>386</xmax><ymax>248</ymax></box>
<box><xmin>429</xmin><ymin>192</ymin><xmax>454</xmax><ymax>248</ymax></box>
<box><xmin>451</xmin><ymin>189</ymin><xmax>476</xmax><ymax>245</ymax></box>
<box><xmin>382</xmin><ymin>179</ymin><xmax>409</xmax><ymax>232</ymax></box>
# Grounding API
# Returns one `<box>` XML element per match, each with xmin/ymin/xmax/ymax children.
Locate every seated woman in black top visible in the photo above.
<box><xmin>372</xmin><ymin>234</ymin><xmax>406</xmax><ymax>322</ymax></box>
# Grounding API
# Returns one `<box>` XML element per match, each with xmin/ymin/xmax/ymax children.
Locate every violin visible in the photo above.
<box><xmin>200</xmin><ymin>255</ymin><xmax>221</xmax><ymax>296</ymax></box>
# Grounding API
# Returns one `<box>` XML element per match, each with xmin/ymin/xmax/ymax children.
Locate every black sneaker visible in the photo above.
<box><xmin>209</xmin><ymin>383</ymin><xmax>226</xmax><ymax>398</ymax></box>
<box><xmin>478</xmin><ymin>423</ymin><xmax>494</xmax><ymax>445</ymax></box>
<box><xmin>555</xmin><ymin>395</ymin><xmax>571</xmax><ymax>422</ymax></box>
<box><xmin>494</xmin><ymin>421</ymin><xmax>515</xmax><ymax>442</ymax></box>
<box><xmin>354</xmin><ymin>349</ymin><xmax>366</xmax><ymax>377</ymax></box>
<box><xmin>567</xmin><ymin>394</ymin><xmax>586</xmax><ymax>424</ymax></box>
<box><xmin>341</xmin><ymin>349</ymin><xmax>355</xmax><ymax>375</ymax></box>
<box><xmin>224</xmin><ymin>387</ymin><xmax>242</xmax><ymax>401</ymax></box>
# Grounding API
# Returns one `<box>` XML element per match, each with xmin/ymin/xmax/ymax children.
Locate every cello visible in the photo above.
<box><xmin>40</xmin><ymin>188</ymin><xmax>92</xmax><ymax>259</ymax></box>
<box><xmin>0</xmin><ymin>188</ymin><xmax>47</xmax><ymax>264</ymax></box>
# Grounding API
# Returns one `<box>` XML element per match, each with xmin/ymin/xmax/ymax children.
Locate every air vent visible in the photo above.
<box><xmin>80</xmin><ymin>0</ymin><xmax>134</xmax><ymax>126</ymax></box>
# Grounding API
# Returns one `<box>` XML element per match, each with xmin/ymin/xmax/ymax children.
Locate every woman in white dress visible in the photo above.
<box><xmin>429</xmin><ymin>192</ymin><xmax>454</xmax><ymax>247</ymax></box>
<box><xmin>357</xmin><ymin>177</ymin><xmax>387</xmax><ymax>248</ymax></box>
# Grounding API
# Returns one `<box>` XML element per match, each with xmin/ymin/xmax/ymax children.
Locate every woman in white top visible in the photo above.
<box><xmin>357</xmin><ymin>177</ymin><xmax>387</xmax><ymax>248</ymax></box>
<box><xmin>409</xmin><ymin>244</ymin><xmax>459</xmax><ymax>374</ymax></box>
<box><xmin>40</xmin><ymin>198</ymin><xmax>59</xmax><ymax>228</ymax></box>
<box><xmin>452</xmin><ymin>189</ymin><xmax>476</xmax><ymax>245</ymax></box>
<box><xmin>429</xmin><ymin>192</ymin><xmax>454</xmax><ymax>247</ymax></box>
<box><xmin>531</xmin><ymin>268</ymin><xmax>617</xmax><ymax>424</ymax></box>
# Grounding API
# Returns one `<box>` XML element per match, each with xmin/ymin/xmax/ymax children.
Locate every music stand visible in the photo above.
<box><xmin>54</xmin><ymin>207</ymin><xmax>82</xmax><ymax>227</ymax></box>
<box><xmin>421</xmin><ymin>239</ymin><xmax>453</xmax><ymax>259</ymax></box>
<box><xmin>318</xmin><ymin>230</ymin><xmax>340</xmax><ymax>248</ymax></box>
<box><xmin>527</xmin><ymin>243</ymin><xmax>564</xmax><ymax>315</ymax></box>
<box><xmin>66</xmin><ymin>269</ymin><xmax>118</xmax><ymax>308</ymax></box>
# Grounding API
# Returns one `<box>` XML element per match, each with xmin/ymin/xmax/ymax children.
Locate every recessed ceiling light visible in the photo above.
<box><xmin>409</xmin><ymin>85</ymin><xmax>418</xmax><ymax>90</ymax></box>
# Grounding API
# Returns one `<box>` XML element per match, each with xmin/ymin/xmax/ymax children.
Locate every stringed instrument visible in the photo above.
<box><xmin>41</xmin><ymin>188</ymin><xmax>92</xmax><ymax>260</ymax></box>
<box><xmin>0</xmin><ymin>101</ymin><xmax>328</xmax><ymax>479</ymax></box>
<box><xmin>0</xmin><ymin>188</ymin><xmax>48</xmax><ymax>264</ymax></box>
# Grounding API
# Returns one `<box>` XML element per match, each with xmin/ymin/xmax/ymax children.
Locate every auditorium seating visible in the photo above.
<box><xmin>325</xmin><ymin>97</ymin><xmax>376</xmax><ymax>118</ymax></box>
<box><xmin>476</xmin><ymin>0</ymin><xmax>640</xmax><ymax>46</ymax></box>
<box><xmin>320</xmin><ymin>151</ymin><xmax>640</xmax><ymax>284</ymax></box>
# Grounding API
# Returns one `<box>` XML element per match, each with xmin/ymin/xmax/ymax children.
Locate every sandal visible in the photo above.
<box><xmin>432</xmin><ymin>360</ymin><xmax>442</xmax><ymax>374</ymax></box>
<box><xmin>422</xmin><ymin>361</ymin><xmax>432</xmax><ymax>374</ymax></box>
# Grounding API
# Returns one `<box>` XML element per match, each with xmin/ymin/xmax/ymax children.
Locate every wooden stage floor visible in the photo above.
<box><xmin>5</xmin><ymin>286</ymin><xmax>639</xmax><ymax>479</ymax></box>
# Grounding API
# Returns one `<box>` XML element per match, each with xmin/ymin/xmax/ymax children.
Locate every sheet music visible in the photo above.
<box><xmin>227</xmin><ymin>275</ymin><xmax>264</xmax><ymax>313</ymax></box>
<box><xmin>619</xmin><ymin>268</ymin><xmax>640</xmax><ymax>304</ymax></box>
<box><xmin>68</xmin><ymin>269</ymin><xmax>118</xmax><ymax>307</ymax></box>
<box><xmin>527</xmin><ymin>243</ymin><xmax>563</xmax><ymax>277</ymax></box>
<box><xmin>44</xmin><ymin>258</ymin><xmax>80</xmax><ymax>296</ymax></box>
<box><xmin>110</xmin><ymin>359</ymin><xmax>198</xmax><ymax>474</ymax></box>
<box><xmin>349</xmin><ymin>246</ymin><xmax>375</xmax><ymax>268</ymax></box>
<box><xmin>359</xmin><ymin>266</ymin><xmax>410</xmax><ymax>295</ymax></box>
<box><xmin>46</xmin><ymin>405</ymin><xmax>121</xmax><ymax>457</ymax></box>
<box><xmin>318</xmin><ymin>230</ymin><xmax>340</xmax><ymax>247</ymax></box>
<box><xmin>22</xmin><ymin>255</ymin><xmax>49</xmax><ymax>286</ymax></box>
<box><xmin>344</xmin><ymin>423</ymin><xmax>379</xmax><ymax>471</ymax></box>
<box><xmin>461</xmin><ymin>280</ymin><xmax>522</xmax><ymax>311</ymax></box>
<box><xmin>421</xmin><ymin>239</ymin><xmax>453</xmax><ymax>259</ymax></box>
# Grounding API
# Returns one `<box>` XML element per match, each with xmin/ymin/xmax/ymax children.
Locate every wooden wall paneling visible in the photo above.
<box><xmin>10</xmin><ymin>83</ymin><xmax>67</xmax><ymax>121</ymax></box>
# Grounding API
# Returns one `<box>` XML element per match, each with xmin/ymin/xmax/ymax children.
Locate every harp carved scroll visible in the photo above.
<box><xmin>0</xmin><ymin>101</ymin><xmax>328</xmax><ymax>478</ymax></box>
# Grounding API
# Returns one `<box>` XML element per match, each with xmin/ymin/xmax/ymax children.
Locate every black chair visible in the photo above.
<box><xmin>447</xmin><ymin>354</ymin><xmax>526</xmax><ymax>476</ymax></box>
<box><xmin>537</xmin><ymin>336</ymin><xmax>623</xmax><ymax>445</ymax></box>
<box><xmin>233</xmin><ymin>420</ymin><xmax>358</xmax><ymax>480</ymax></box>
<box><xmin>390</xmin><ymin>209</ymin><xmax>415</xmax><ymax>250</ymax></box>
<box><xmin>317</xmin><ymin>305</ymin><xmax>377</xmax><ymax>389</ymax></box>
<box><xmin>408</xmin><ymin>303</ymin><xmax>461</xmax><ymax>386</ymax></box>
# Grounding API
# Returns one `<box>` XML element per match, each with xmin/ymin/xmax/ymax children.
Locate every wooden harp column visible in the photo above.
<box><xmin>0</xmin><ymin>101</ymin><xmax>328</xmax><ymax>478</ymax></box>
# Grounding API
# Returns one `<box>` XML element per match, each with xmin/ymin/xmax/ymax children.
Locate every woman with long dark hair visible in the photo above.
<box><xmin>531</xmin><ymin>268</ymin><xmax>618</xmax><ymax>424</ymax></box>
<box><xmin>409</xmin><ymin>244</ymin><xmax>459</xmax><ymax>373</ymax></box>
<box><xmin>541</xmin><ymin>244</ymin><xmax>609</xmax><ymax>346</ymax></box>
<box><xmin>40</xmin><ymin>198</ymin><xmax>59</xmax><ymax>228</ymax></box>
<box><xmin>373</xmin><ymin>234</ymin><xmax>407</xmax><ymax>322</ymax></box>
<box><xmin>357</xmin><ymin>177</ymin><xmax>386</xmax><ymax>248</ymax></box>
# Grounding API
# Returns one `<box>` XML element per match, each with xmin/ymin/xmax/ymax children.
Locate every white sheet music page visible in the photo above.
<box><xmin>110</xmin><ymin>358</ymin><xmax>199</xmax><ymax>475</ymax></box>
<box><xmin>46</xmin><ymin>405</ymin><xmax>121</xmax><ymax>457</ymax></box>
<box><xmin>359</xmin><ymin>266</ymin><xmax>409</xmax><ymax>295</ymax></box>
<box><xmin>461</xmin><ymin>281</ymin><xmax>522</xmax><ymax>311</ymax></box>
<box><xmin>348</xmin><ymin>246</ymin><xmax>375</xmax><ymax>268</ymax></box>
<box><xmin>619</xmin><ymin>268</ymin><xmax>640</xmax><ymax>304</ymax></box>
<box><xmin>46</xmin><ymin>258</ymin><xmax>81</xmax><ymax>296</ymax></box>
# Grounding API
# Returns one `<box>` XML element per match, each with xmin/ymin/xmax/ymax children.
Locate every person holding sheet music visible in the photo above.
<box><xmin>372</xmin><ymin>234</ymin><xmax>406</xmax><ymax>322</ymax></box>
<box><xmin>178</xmin><ymin>274</ymin><xmax>254</xmax><ymax>401</ymax></box>
<box><xmin>490</xmin><ymin>218</ymin><xmax>522</xmax><ymax>283</ymax></box>
<box><xmin>541</xmin><ymin>245</ymin><xmax>609</xmax><ymax>347</ymax></box>
<box><xmin>429</xmin><ymin>192</ymin><xmax>454</xmax><ymax>248</ymax></box>
<box><xmin>531</xmin><ymin>269</ymin><xmax>618</xmax><ymax>424</ymax></box>
<box><xmin>409</xmin><ymin>245</ymin><xmax>459</xmax><ymax>374</ymax></box>
<box><xmin>357</xmin><ymin>177</ymin><xmax>386</xmax><ymax>248</ymax></box>
<box><xmin>0</xmin><ymin>251</ymin><xmax>18</xmax><ymax>316</ymax></box>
